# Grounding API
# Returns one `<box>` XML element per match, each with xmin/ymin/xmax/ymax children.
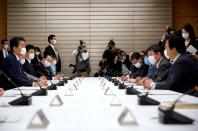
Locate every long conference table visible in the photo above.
<box><xmin>0</xmin><ymin>77</ymin><xmax>198</xmax><ymax>131</ymax></box>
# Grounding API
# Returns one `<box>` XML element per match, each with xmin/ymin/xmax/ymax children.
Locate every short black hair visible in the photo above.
<box><xmin>131</xmin><ymin>52</ymin><xmax>142</xmax><ymax>61</ymax></box>
<box><xmin>35</xmin><ymin>47</ymin><xmax>41</xmax><ymax>53</ymax></box>
<box><xmin>1</xmin><ymin>39</ymin><xmax>8</xmax><ymax>45</ymax></box>
<box><xmin>26</xmin><ymin>44</ymin><xmax>35</xmax><ymax>52</ymax></box>
<box><xmin>108</xmin><ymin>40</ymin><xmax>115</xmax><ymax>47</ymax></box>
<box><xmin>147</xmin><ymin>44</ymin><xmax>164</xmax><ymax>56</ymax></box>
<box><xmin>167</xmin><ymin>36</ymin><xmax>186</xmax><ymax>54</ymax></box>
<box><xmin>79</xmin><ymin>40</ymin><xmax>84</xmax><ymax>45</ymax></box>
<box><xmin>10</xmin><ymin>37</ymin><xmax>25</xmax><ymax>52</ymax></box>
<box><xmin>44</xmin><ymin>53</ymin><xmax>53</xmax><ymax>59</ymax></box>
<box><xmin>48</xmin><ymin>34</ymin><xmax>56</xmax><ymax>43</ymax></box>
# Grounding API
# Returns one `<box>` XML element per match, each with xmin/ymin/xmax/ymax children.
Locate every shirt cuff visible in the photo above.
<box><xmin>150</xmin><ymin>82</ymin><xmax>156</xmax><ymax>89</ymax></box>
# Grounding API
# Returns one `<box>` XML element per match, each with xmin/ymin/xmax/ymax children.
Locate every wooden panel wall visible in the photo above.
<box><xmin>0</xmin><ymin>0</ymin><xmax>7</xmax><ymax>48</ymax></box>
<box><xmin>7</xmin><ymin>0</ymin><xmax>172</xmax><ymax>75</ymax></box>
<box><xmin>173</xmin><ymin>0</ymin><xmax>198</xmax><ymax>36</ymax></box>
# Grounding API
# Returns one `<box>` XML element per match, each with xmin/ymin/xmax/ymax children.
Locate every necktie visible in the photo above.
<box><xmin>4</xmin><ymin>50</ymin><xmax>8</xmax><ymax>58</ymax></box>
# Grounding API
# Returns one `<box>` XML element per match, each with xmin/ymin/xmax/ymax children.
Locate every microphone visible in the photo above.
<box><xmin>118</xmin><ymin>81</ymin><xmax>127</xmax><ymax>89</ymax></box>
<box><xmin>57</xmin><ymin>75</ymin><xmax>65</xmax><ymax>86</ymax></box>
<box><xmin>0</xmin><ymin>70</ymin><xmax>32</xmax><ymax>106</ymax></box>
<box><xmin>31</xmin><ymin>82</ymin><xmax>48</xmax><ymax>96</ymax></box>
<box><xmin>61</xmin><ymin>73</ymin><xmax>68</xmax><ymax>83</ymax></box>
<box><xmin>137</xmin><ymin>88</ymin><xmax>160</xmax><ymax>105</ymax></box>
<box><xmin>37</xmin><ymin>71</ymin><xmax>57</xmax><ymax>90</ymax></box>
<box><xmin>112</xmin><ymin>71</ymin><xmax>123</xmax><ymax>86</ymax></box>
<box><xmin>158</xmin><ymin>88</ymin><xmax>196</xmax><ymax>124</ymax></box>
<box><xmin>114</xmin><ymin>76</ymin><xmax>121</xmax><ymax>86</ymax></box>
<box><xmin>126</xmin><ymin>84</ymin><xmax>141</xmax><ymax>95</ymax></box>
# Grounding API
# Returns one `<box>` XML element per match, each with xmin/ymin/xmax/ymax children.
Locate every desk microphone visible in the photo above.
<box><xmin>114</xmin><ymin>76</ymin><xmax>121</xmax><ymax>86</ymax></box>
<box><xmin>158</xmin><ymin>87</ymin><xmax>196</xmax><ymax>124</ymax></box>
<box><xmin>61</xmin><ymin>73</ymin><xmax>68</xmax><ymax>83</ymax></box>
<box><xmin>37</xmin><ymin>71</ymin><xmax>57</xmax><ymax>90</ymax></box>
<box><xmin>118</xmin><ymin>81</ymin><xmax>127</xmax><ymax>89</ymax></box>
<box><xmin>57</xmin><ymin>75</ymin><xmax>65</xmax><ymax>86</ymax></box>
<box><xmin>0</xmin><ymin>70</ymin><xmax>32</xmax><ymax>106</ymax></box>
<box><xmin>137</xmin><ymin>88</ymin><xmax>160</xmax><ymax>105</ymax></box>
<box><xmin>126</xmin><ymin>83</ymin><xmax>141</xmax><ymax>95</ymax></box>
<box><xmin>31</xmin><ymin>82</ymin><xmax>48</xmax><ymax>96</ymax></box>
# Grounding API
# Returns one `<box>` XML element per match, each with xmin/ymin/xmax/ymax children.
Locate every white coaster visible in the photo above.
<box><xmin>50</xmin><ymin>95</ymin><xmax>63</xmax><ymax>106</ymax></box>
<box><xmin>27</xmin><ymin>109</ymin><xmax>50</xmax><ymax>129</ymax></box>
<box><xmin>110</xmin><ymin>95</ymin><xmax>122</xmax><ymax>106</ymax></box>
<box><xmin>118</xmin><ymin>107</ymin><xmax>138</xmax><ymax>125</ymax></box>
<box><xmin>104</xmin><ymin>87</ymin><xmax>114</xmax><ymax>95</ymax></box>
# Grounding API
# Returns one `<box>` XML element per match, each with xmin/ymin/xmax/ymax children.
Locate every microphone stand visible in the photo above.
<box><xmin>158</xmin><ymin>88</ymin><xmax>195</xmax><ymax>124</ymax></box>
<box><xmin>31</xmin><ymin>82</ymin><xmax>48</xmax><ymax>96</ymax></box>
<box><xmin>137</xmin><ymin>88</ymin><xmax>160</xmax><ymax>105</ymax></box>
<box><xmin>0</xmin><ymin>70</ymin><xmax>32</xmax><ymax>106</ymax></box>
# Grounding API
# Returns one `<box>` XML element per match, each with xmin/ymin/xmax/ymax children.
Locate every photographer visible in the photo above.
<box><xmin>72</xmin><ymin>41</ymin><xmax>90</xmax><ymax>77</ymax></box>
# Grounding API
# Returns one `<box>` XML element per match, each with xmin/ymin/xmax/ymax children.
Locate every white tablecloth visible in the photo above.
<box><xmin>0</xmin><ymin>77</ymin><xmax>198</xmax><ymax>131</ymax></box>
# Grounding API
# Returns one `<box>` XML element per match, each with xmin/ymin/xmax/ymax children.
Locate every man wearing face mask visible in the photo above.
<box><xmin>121</xmin><ymin>52</ymin><xmax>148</xmax><ymax>82</ymax></box>
<box><xmin>32</xmin><ymin>47</ymin><xmax>42</xmax><ymax>67</ymax></box>
<box><xmin>143</xmin><ymin>37</ymin><xmax>198</xmax><ymax>94</ymax></box>
<box><xmin>44</xmin><ymin>34</ymin><xmax>61</xmax><ymax>73</ymax></box>
<box><xmin>22</xmin><ymin>44</ymin><xmax>37</xmax><ymax>77</ymax></box>
<box><xmin>0</xmin><ymin>37</ymin><xmax>48</xmax><ymax>90</ymax></box>
<box><xmin>0</xmin><ymin>39</ymin><xmax>10</xmax><ymax>70</ymax></box>
<box><xmin>136</xmin><ymin>44</ymin><xmax>171</xmax><ymax>85</ymax></box>
<box><xmin>34</xmin><ymin>54</ymin><xmax>61</xmax><ymax>80</ymax></box>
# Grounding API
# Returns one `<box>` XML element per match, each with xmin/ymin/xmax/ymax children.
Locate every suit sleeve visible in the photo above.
<box><xmin>155</xmin><ymin>62</ymin><xmax>187</xmax><ymax>90</ymax></box>
<box><xmin>3</xmin><ymin>57</ymin><xmax>33</xmax><ymax>87</ymax></box>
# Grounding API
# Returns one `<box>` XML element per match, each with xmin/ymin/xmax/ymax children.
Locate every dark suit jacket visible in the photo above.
<box><xmin>155</xmin><ymin>54</ymin><xmax>198</xmax><ymax>93</ymax></box>
<box><xmin>34</xmin><ymin>61</ymin><xmax>52</xmax><ymax>80</ymax></box>
<box><xmin>129</xmin><ymin>63</ymin><xmax>149</xmax><ymax>79</ymax></box>
<box><xmin>0</xmin><ymin>53</ymin><xmax>34</xmax><ymax>90</ymax></box>
<box><xmin>44</xmin><ymin>45</ymin><xmax>61</xmax><ymax>72</ymax></box>
<box><xmin>154</xmin><ymin>57</ymin><xmax>171</xmax><ymax>82</ymax></box>
<box><xmin>0</xmin><ymin>49</ymin><xmax>10</xmax><ymax>70</ymax></box>
<box><xmin>23</xmin><ymin>58</ymin><xmax>37</xmax><ymax>77</ymax></box>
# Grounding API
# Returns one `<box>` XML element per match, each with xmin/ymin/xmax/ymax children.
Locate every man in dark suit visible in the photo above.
<box><xmin>0</xmin><ymin>39</ymin><xmax>10</xmax><ymax>70</ymax></box>
<box><xmin>0</xmin><ymin>37</ymin><xmax>47</xmax><ymax>90</ymax></box>
<box><xmin>23</xmin><ymin>44</ymin><xmax>37</xmax><ymax>77</ymax></box>
<box><xmin>136</xmin><ymin>44</ymin><xmax>171</xmax><ymax>85</ymax></box>
<box><xmin>144</xmin><ymin>37</ymin><xmax>198</xmax><ymax>93</ymax></box>
<box><xmin>44</xmin><ymin>34</ymin><xmax>61</xmax><ymax>73</ymax></box>
<box><xmin>121</xmin><ymin>52</ymin><xmax>149</xmax><ymax>82</ymax></box>
<box><xmin>34</xmin><ymin>53</ymin><xmax>61</xmax><ymax>80</ymax></box>
<box><xmin>147</xmin><ymin>44</ymin><xmax>171</xmax><ymax>82</ymax></box>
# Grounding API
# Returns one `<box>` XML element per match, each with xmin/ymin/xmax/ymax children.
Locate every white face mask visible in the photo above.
<box><xmin>164</xmin><ymin>49</ymin><xmax>169</xmax><ymax>59</ymax></box>
<box><xmin>44</xmin><ymin>60</ymin><xmax>51</xmax><ymax>67</ymax></box>
<box><xmin>148</xmin><ymin>55</ymin><xmax>156</xmax><ymax>65</ymax></box>
<box><xmin>182</xmin><ymin>33</ymin><xmax>189</xmax><ymax>40</ymax></box>
<box><xmin>20</xmin><ymin>48</ymin><xmax>26</xmax><ymax>55</ymax></box>
<box><xmin>20</xmin><ymin>58</ymin><xmax>26</xmax><ymax>65</ymax></box>
<box><xmin>51</xmin><ymin>40</ymin><xmax>57</xmax><ymax>45</ymax></box>
<box><xmin>52</xmin><ymin>60</ymin><xmax>57</xmax><ymax>65</ymax></box>
<box><xmin>4</xmin><ymin>44</ymin><xmax>9</xmax><ymax>49</ymax></box>
<box><xmin>35</xmin><ymin>52</ymin><xmax>40</xmax><ymax>56</ymax></box>
<box><xmin>28</xmin><ymin>53</ymin><xmax>35</xmax><ymax>60</ymax></box>
<box><xmin>134</xmin><ymin>62</ymin><xmax>141</xmax><ymax>68</ymax></box>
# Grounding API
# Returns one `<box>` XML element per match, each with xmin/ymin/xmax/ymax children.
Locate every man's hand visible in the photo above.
<box><xmin>128</xmin><ymin>78</ymin><xmax>136</xmax><ymax>83</ymax></box>
<box><xmin>0</xmin><ymin>88</ymin><xmax>4</xmax><ymax>96</ymax></box>
<box><xmin>143</xmin><ymin>79</ymin><xmax>153</xmax><ymax>90</ymax></box>
<box><xmin>35</xmin><ymin>80</ymin><xmax>48</xmax><ymax>88</ymax></box>
<box><xmin>136</xmin><ymin>78</ymin><xmax>143</xmax><ymax>85</ymax></box>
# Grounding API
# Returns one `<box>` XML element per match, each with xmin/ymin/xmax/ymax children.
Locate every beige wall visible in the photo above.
<box><xmin>7</xmin><ymin>0</ymin><xmax>172</xmax><ymax>75</ymax></box>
